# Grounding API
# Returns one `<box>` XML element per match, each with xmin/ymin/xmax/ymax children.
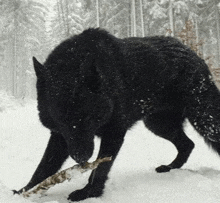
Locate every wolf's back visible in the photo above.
<box><xmin>148</xmin><ymin>36</ymin><xmax>220</xmax><ymax>144</ymax></box>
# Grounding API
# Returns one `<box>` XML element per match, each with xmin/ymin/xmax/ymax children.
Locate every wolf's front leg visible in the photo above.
<box><xmin>68</xmin><ymin>123</ymin><xmax>125</xmax><ymax>202</ymax></box>
<box><xmin>14</xmin><ymin>131</ymin><xmax>69</xmax><ymax>194</ymax></box>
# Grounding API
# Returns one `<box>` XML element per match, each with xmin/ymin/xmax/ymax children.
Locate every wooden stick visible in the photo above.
<box><xmin>22</xmin><ymin>157</ymin><xmax>112</xmax><ymax>198</ymax></box>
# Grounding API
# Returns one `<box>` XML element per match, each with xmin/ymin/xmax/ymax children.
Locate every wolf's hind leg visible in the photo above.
<box><xmin>144</xmin><ymin>112</ymin><xmax>194</xmax><ymax>172</ymax></box>
<box><xmin>155</xmin><ymin>129</ymin><xmax>194</xmax><ymax>172</ymax></box>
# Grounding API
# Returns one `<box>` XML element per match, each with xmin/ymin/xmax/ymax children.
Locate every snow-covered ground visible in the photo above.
<box><xmin>1</xmin><ymin>102</ymin><xmax>220</xmax><ymax>203</ymax></box>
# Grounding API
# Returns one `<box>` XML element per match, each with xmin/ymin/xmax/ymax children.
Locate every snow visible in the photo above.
<box><xmin>1</xmin><ymin>102</ymin><xmax>220</xmax><ymax>203</ymax></box>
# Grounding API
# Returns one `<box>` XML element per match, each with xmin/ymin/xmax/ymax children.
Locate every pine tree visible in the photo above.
<box><xmin>0</xmin><ymin>0</ymin><xmax>47</xmax><ymax>98</ymax></box>
<box><xmin>177</xmin><ymin>20</ymin><xmax>203</xmax><ymax>57</ymax></box>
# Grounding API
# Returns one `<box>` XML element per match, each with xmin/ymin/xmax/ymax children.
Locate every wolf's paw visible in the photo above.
<box><xmin>12</xmin><ymin>190</ymin><xmax>20</xmax><ymax>195</ymax></box>
<box><xmin>68</xmin><ymin>184</ymin><xmax>103</xmax><ymax>202</ymax></box>
<box><xmin>13</xmin><ymin>188</ymin><xmax>26</xmax><ymax>195</ymax></box>
<box><xmin>12</xmin><ymin>186</ymin><xmax>30</xmax><ymax>195</ymax></box>
<box><xmin>156</xmin><ymin>165</ymin><xmax>172</xmax><ymax>173</ymax></box>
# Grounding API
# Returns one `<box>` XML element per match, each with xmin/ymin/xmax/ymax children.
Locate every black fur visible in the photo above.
<box><xmin>15</xmin><ymin>28</ymin><xmax>220</xmax><ymax>201</ymax></box>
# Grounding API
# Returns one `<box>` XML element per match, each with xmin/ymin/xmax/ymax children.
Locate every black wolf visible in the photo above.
<box><xmin>15</xmin><ymin>28</ymin><xmax>220</xmax><ymax>201</ymax></box>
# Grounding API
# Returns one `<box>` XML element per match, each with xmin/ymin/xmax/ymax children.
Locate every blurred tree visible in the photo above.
<box><xmin>96</xmin><ymin>0</ymin><xmax>100</xmax><ymax>27</ymax></box>
<box><xmin>197</xmin><ymin>0</ymin><xmax>220</xmax><ymax>67</ymax></box>
<box><xmin>0</xmin><ymin>0</ymin><xmax>47</xmax><ymax>98</ymax></box>
<box><xmin>177</xmin><ymin>20</ymin><xmax>204</xmax><ymax>57</ymax></box>
<box><xmin>50</xmin><ymin>0</ymin><xmax>95</xmax><ymax>45</ymax></box>
<box><xmin>100</xmin><ymin>0</ymin><xmax>130</xmax><ymax>37</ymax></box>
<box><xmin>0</xmin><ymin>0</ymin><xmax>219</xmax><ymax>99</ymax></box>
<box><xmin>143</xmin><ymin>0</ymin><xmax>167</xmax><ymax>36</ymax></box>
<box><xmin>131</xmin><ymin>0</ymin><xmax>136</xmax><ymax>36</ymax></box>
<box><xmin>140</xmin><ymin>0</ymin><xmax>145</xmax><ymax>37</ymax></box>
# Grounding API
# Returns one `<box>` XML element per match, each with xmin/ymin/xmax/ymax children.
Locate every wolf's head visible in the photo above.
<box><xmin>32</xmin><ymin>55</ymin><xmax>113</xmax><ymax>164</ymax></box>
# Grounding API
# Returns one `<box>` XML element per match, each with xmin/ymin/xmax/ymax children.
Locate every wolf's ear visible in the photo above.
<box><xmin>33</xmin><ymin>57</ymin><xmax>44</xmax><ymax>77</ymax></box>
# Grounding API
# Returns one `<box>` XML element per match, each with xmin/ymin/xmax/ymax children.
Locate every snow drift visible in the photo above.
<box><xmin>1</xmin><ymin>102</ymin><xmax>220</xmax><ymax>202</ymax></box>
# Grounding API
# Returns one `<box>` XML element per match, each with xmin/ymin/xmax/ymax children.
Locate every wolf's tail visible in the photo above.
<box><xmin>184</xmin><ymin>59</ymin><xmax>220</xmax><ymax>154</ymax></box>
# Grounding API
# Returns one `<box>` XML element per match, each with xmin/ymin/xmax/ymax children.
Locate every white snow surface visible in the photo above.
<box><xmin>1</xmin><ymin>102</ymin><xmax>220</xmax><ymax>203</ymax></box>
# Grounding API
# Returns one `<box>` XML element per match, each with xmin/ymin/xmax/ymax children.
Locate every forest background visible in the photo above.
<box><xmin>0</xmin><ymin>0</ymin><xmax>220</xmax><ymax>99</ymax></box>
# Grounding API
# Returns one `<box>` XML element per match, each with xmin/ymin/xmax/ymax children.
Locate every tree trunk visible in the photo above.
<box><xmin>64</xmin><ymin>0</ymin><xmax>70</xmax><ymax>36</ymax></box>
<box><xmin>59</xmin><ymin>0</ymin><xmax>69</xmax><ymax>37</ymax></box>
<box><xmin>56</xmin><ymin>0</ymin><xmax>64</xmax><ymax>39</ymax></box>
<box><xmin>195</xmin><ymin>18</ymin><xmax>200</xmax><ymax>55</ymax></box>
<box><xmin>13</xmin><ymin>5</ymin><xmax>18</xmax><ymax>97</ymax></box>
<box><xmin>169</xmin><ymin>0</ymin><xmax>174</xmax><ymax>37</ymax></box>
<box><xmin>128</xmin><ymin>2</ymin><xmax>131</xmax><ymax>37</ymax></box>
<box><xmin>131</xmin><ymin>0</ymin><xmax>136</xmax><ymax>37</ymax></box>
<box><xmin>96</xmin><ymin>0</ymin><xmax>100</xmax><ymax>27</ymax></box>
<box><xmin>140</xmin><ymin>0</ymin><xmax>145</xmax><ymax>37</ymax></box>
<box><xmin>215</xmin><ymin>0</ymin><xmax>220</xmax><ymax>68</ymax></box>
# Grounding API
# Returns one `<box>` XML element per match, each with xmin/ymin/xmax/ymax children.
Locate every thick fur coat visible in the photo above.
<box><xmin>16</xmin><ymin>28</ymin><xmax>220</xmax><ymax>201</ymax></box>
